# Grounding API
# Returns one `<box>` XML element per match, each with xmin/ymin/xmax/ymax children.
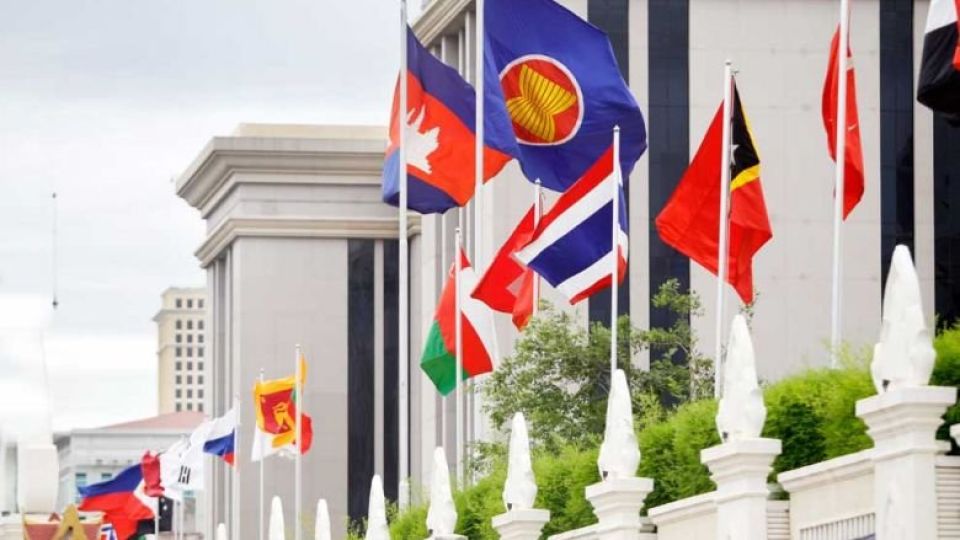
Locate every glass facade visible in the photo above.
<box><xmin>647</xmin><ymin>0</ymin><xmax>691</xmax><ymax>349</ymax></box>
<box><xmin>587</xmin><ymin>0</ymin><xmax>632</xmax><ymax>328</ymax></box>
<box><xmin>879</xmin><ymin>0</ymin><xmax>915</xmax><ymax>290</ymax></box>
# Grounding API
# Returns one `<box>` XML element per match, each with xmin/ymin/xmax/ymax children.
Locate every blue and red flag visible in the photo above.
<box><xmin>203</xmin><ymin>406</ymin><xmax>237</xmax><ymax>465</ymax></box>
<box><xmin>515</xmin><ymin>147</ymin><xmax>627</xmax><ymax>304</ymax></box>
<box><xmin>382</xmin><ymin>27</ymin><xmax>519</xmax><ymax>214</ymax></box>
<box><xmin>484</xmin><ymin>0</ymin><xmax>646</xmax><ymax>193</ymax></box>
<box><xmin>78</xmin><ymin>464</ymin><xmax>155</xmax><ymax>540</ymax></box>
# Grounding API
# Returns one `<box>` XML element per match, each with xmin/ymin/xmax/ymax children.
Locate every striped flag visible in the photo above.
<box><xmin>515</xmin><ymin>147</ymin><xmax>627</xmax><ymax>304</ymax></box>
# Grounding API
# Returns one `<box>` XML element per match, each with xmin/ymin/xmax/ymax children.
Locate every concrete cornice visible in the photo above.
<box><xmin>177</xmin><ymin>132</ymin><xmax>387</xmax><ymax>218</ymax></box>
<box><xmin>414</xmin><ymin>0</ymin><xmax>472</xmax><ymax>45</ymax></box>
<box><xmin>196</xmin><ymin>215</ymin><xmax>422</xmax><ymax>267</ymax></box>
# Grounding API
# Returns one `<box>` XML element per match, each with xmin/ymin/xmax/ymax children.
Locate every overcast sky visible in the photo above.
<box><xmin>0</xmin><ymin>0</ymin><xmax>422</xmax><ymax>438</ymax></box>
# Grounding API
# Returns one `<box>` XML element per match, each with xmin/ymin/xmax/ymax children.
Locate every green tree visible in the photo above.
<box><xmin>481</xmin><ymin>280</ymin><xmax>710</xmax><ymax>453</ymax></box>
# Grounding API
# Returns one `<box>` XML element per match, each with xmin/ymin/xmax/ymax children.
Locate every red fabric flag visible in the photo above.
<box><xmin>655</xmin><ymin>85</ymin><xmax>772</xmax><ymax>304</ymax></box>
<box><xmin>471</xmin><ymin>207</ymin><xmax>537</xmax><ymax>329</ymax></box>
<box><xmin>140</xmin><ymin>451</ymin><xmax>163</xmax><ymax>498</ymax></box>
<box><xmin>955</xmin><ymin>0</ymin><xmax>960</xmax><ymax>70</ymax></box>
<box><xmin>822</xmin><ymin>26</ymin><xmax>865</xmax><ymax>220</ymax></box>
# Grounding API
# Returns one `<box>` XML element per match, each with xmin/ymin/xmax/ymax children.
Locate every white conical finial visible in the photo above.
<box><xmin>503</xmin><ymin>412</ymin><xmax>537</xmax><ymax>510</ymax></box>
<box><xmin>872</xmin><ymin>245</ymin><xmax>936</xmax><ymax>393</ymax></box>
<box><xmin>716</xmin><ymin>315</ymin><xmax>766</xmax><ymax>441</ymax></box>
<box><xmin>216</xmin><ymin>523</ymin><xmax>228</xmax><ymax>540</ymax></box>
<box><xmin>314</xmin><ymin>499</ymin><xmax>331</xmax><ymax>540</ymax></box>
<box><xmin>426</xmin><ymin>448</ymin><xmax>457</xmax><ymax>535</ymax></box>
<box><xmin>268</xmin><ymin>496</ymin><xmax>285</xmax><ymax>540</ymax></box>
<box><xmin>365</xmin><ymin>475</ymin><xmax>390</xmax><ymax>540</ymax></box>
<box><xmin>597</xmin><ymin>369</ymin><xmax>640</xmax><ymax>480</ymax></box>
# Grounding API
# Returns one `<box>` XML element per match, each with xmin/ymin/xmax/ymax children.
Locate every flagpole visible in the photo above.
<box><xmin>470</xmin><ymin>0</ymin><xmax>486</xmax><ymax>479</ymax></box>
<box><xmin>533</xmin><ymin>179</ymin><xmax>542</xmax><ymax>318</ymax></box>
<box><xmin>397</xmin><ymin>0</ymin><xmax>411</xmax><ymax>509</ymax></box>
<box><xmin>714</xmin><ymin>61</ymin><xmax>735</xmax><ymax>398</ymax></box>
<box><xmin>231</xmin><ymin>392</ymin><xmax>240</xmax><ymax>539</ymax></box>
<box><xmin>830</xmin><ymin>0</ymin><xmax>850</xmax><ymax>368</ymax></box>
<box><xmin>610</xmin><ymin>127</ymin><xmax>621</xmax><ymax>375</ymax></box>
<box><xmin>258</xmin><ymin>368</ymin><xmax>265</xmax><ymax>540</ymax></box>
<box><xmin>454</xmin><ymin>226</ymin><xmax>464</xmax><ymax>487</ymax></box>
<box><xmin>294</xmin><ymin>344</ymin><xmax>303</xmax><ymax>540</ymax></box>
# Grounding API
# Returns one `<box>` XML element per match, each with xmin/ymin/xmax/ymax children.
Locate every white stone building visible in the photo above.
<box><xmin>154</xmin><ymin>287</ymin><xmax>209</xmax><ymax>415</ymax></box>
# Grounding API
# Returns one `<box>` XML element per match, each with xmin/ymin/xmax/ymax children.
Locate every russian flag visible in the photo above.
<box><xmin>78</xmin><ymin>464</ymin><xmax>155</xmax><ymax>540</ymax></box>
<box><xmin>203</xmin><ymin>407</ymin><xmax>237</xmax><ymax>465</ymax></box>
<box><xmin>515</xmin><ymin>146</ymin><xmax>627</xmax><ymax>304</ymax></box>
<box><xmin>382</xmin><ymin>26</ymin><xmax>519</xmax><ymax>214</ymax></box>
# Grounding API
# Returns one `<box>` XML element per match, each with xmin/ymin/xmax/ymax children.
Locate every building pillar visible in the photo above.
<box><xmin>585</xmin><ymin>477</ymin><xmax>655</xmax><ymax>540</ymax></box>
<box><xmin>856</xmin><ymin>385</ymin><xmax>956</xmax><ymax>539</ymax></box>
<box><xmin>700</xmin><ymin>438</ymin><xmax>781</xmax><ymax>540</ymax></box>
<box><xmin>491</xmin><ymin>508</ymin><xmax>550</xmax><ymax>540</ymax></box>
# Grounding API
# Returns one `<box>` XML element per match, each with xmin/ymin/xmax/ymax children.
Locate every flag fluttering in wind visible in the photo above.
<box><xmin>484</xmin><ymin>0</ymin><xmax>646</xmax><ymax>192</ymax></box>
<box><xmin>252</xmin><ymin>358</ymin><xmax>314</xmax><ymax>461</ymax></box>
<box><xmin>822</xmin><ymin>26</ymin><xmax>865</xmax><ymax>219</ymax></box>
<box><xmin>78</xmin><ymin>464</ymin><xmax>156</xmax><ymax>540</ymax></box>
<box><xmin>655</xmin><ymin>84</ymin><xmax>772</xmax><ymax>304</ymax></box>
<box><xmin>918</xmin><ymin>0</ymin><xmax>960</xmax><ymax>120</ymax></box>
<box><xmin>472</xmin><ymin>206</ymin><xmax>537</xmax><ymax>330</ymax></box>
<box><xmin>203</xmin><ymin>406</ymin><xmax>237</xmax><ymax>465</ymax></box>
<box><xmin>516</xmin><ymin>147</ymin><xmax>627</xmax><ymax>304</ymax></box>
<box><xmin>421</xmin><ymin>250</ymin><xmax>498</xmax><ymax>395</ymax></box>
<box><xmin>381</xmin><ymin>27</ymin><xmax>519</xmax><ymax>214</ymax></box>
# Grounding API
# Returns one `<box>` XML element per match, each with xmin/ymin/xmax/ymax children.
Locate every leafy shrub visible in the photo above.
<box><xmin>637</xmin><ymin>399</ymin><xmax>719</xmax><ymax>508</ymax></box>
<box><xmin>933</xmin><ymin>325</ymin><xmax>960</xmax><ymax>448</ymax></box>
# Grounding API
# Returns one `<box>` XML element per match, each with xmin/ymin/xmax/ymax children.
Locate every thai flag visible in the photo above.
<box><xmin>79</xmin><ymin>464</ymin><xmax>156</xmax><ymax>540</ymax></box>
<box><xmin>203</xmin><ymin>407</ymin><xmax>237</xmax><ymax>465</ymax></box>
<box><xmin>515</xmin><ymin>146</ymin><xmax>627</xmax><ymax>304</ymax></box>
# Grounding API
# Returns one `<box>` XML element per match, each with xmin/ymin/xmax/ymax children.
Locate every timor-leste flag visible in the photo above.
<box><xmin>918</xmin><ymin>0</ymin><xmax>960</xmax><ymax>120</ymax></box>
<box><xmin>655</xmin><ymin>84</ymin><xmax>772</xmax><ymax>304</ymax></box>
<box><xmin>823</xmin><ymin>26</ymin><xmax>865</xmax><ymax>219</ymax></box>
<box><xmin>421</xmin><ymin>250</ymin><xmax>498</xmax><ymax>395</ymax></box>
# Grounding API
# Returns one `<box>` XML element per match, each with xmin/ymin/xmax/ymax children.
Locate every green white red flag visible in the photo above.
<box><xmin>420</xmin><ymin>250</ymin><xmax>498</xmax><ymax>395</ymax></box>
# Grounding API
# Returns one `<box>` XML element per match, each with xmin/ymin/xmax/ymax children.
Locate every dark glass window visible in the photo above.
<box><xmin>198</xmin><ymin>299</ymin><xmax>205</xmax><ymax>309</ymax></box>
<box><xmin>187</xmin><ymin>320</ymin><xmax>193</xmax><ymax>330</ymax></box>
<box><xmin>176</xmin><ymin>320</ymin><xmax>182</xmax><ymax>330</ymax></box>
<box><xmin>176</xmin><ymin>299</ymin><xmax>182</xmax><ymax>308</ymax></box>
<box><xmin>187</xmin><ymin>299</ymin><xmax>193</xmax><ymax>308</ymax></box>
<box><xmin>176</xmin><ymin>347</ymin><xmax>182</xmax><ymax>357</ymax></box>
<box><xmin>198</xmin><ymin>320</ymin><xmax>204</xmax><ymax>330</ymax></box>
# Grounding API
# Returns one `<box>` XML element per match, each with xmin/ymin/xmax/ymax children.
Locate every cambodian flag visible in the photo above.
<box><xmin>203</xmin><ymin>406</ymin><xmax>237</xmax><ymax>465</ymax></box>
<box><xmin>79</xmin><ymin>464</ymin><xmax>156</xmax><ymax>540</ymax></box>
<box><xmin>484</xmin><ymin>0</ymin><xmax>646</xmax><ymax>192</ymax></box>
<box><xmin>515</xmin><ymin>147</ymin><xmax>627</xmax><ymax>304</ymax></box>
<box><xmin>382</xmin><ymin>27</ymin><xmax>520</xmax><ymax>214</ymax></box>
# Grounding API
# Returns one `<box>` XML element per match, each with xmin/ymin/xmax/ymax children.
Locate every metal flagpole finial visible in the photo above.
<box><xmin>613</xmin><ymin>125</ymin><xmax>621</xmax><ymax>133</ymax></box>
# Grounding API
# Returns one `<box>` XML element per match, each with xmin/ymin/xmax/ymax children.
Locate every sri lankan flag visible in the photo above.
<box><xmin>251</xmin><ymin>356</ymin><xmax>313</xmax><ymax>461</ymax></box>
<box><xmin>655</xmin><ymin>83</ymin><xmax>772</xmax><ymax>304</ymax></box>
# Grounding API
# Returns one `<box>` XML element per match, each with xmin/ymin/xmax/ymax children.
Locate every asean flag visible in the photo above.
<box><xmin>382</xmin><ymin>27</ymin><xmax>520</xmax><ymax>214</ymax></box>
<box><xmin>484</xmin><ymin>0</ymin><xmax>646</xmax><ymax>193</ymax></box>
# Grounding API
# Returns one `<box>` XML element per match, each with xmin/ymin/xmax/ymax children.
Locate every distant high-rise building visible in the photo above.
<box><xmin>154</xmin><ymin>287</ymin><xmax>207</xmax><ymax>414</ymax></box>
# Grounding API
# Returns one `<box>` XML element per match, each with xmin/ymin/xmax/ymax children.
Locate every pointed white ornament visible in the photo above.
<box><xmin>268</xmin><ymin>496</ymin><xmax>285</xmax><ymax>540</ymax></box>
<box><xmin>716</xmin><ymin>314</ymin><xmax>766</xmax><ymax>441</ymax></box>
<box><xmin>216</xmin><ymin>523</ymin><xmax>228</xmax><ymax>540</ymax></box>
<box><xmin>365</xmin><ymin>474</ymin><xmax>390</xmax><ymax>540</ymax></box>
<box><xmin>872</xmin><ymin>245</ymin><xmax>936</xmax><ymax>393</ymax></box>
<box><xmin>597</xmin><ymin>369</ymin><xmax>640</xmax><ymax>480</ymax></box>
<box><xmin>426</xmin><ymin>447</ymin><xmax>458</xmax><ymax>535</ymax></box>
<box><xmin>503</xmin><ymin>412</ymin><xmax>537</xmax><ymax>510</ymax></box>
<box><xmin>315</xmin><ymin>499</ymin><xmax>331</xmax><ymax>540</ymax></box>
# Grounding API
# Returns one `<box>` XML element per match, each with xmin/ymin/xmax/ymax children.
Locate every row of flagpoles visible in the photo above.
<box><xmin>390</xmin><ymin>0</ymin><xmax>884</xmax><ymax>504</ymax></box>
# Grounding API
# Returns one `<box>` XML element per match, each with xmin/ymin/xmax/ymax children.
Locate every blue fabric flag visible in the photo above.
<box><xmin>484</xmin><ymin>0</ymin><xmax>647</xmax><ymax>192</ymax></box>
